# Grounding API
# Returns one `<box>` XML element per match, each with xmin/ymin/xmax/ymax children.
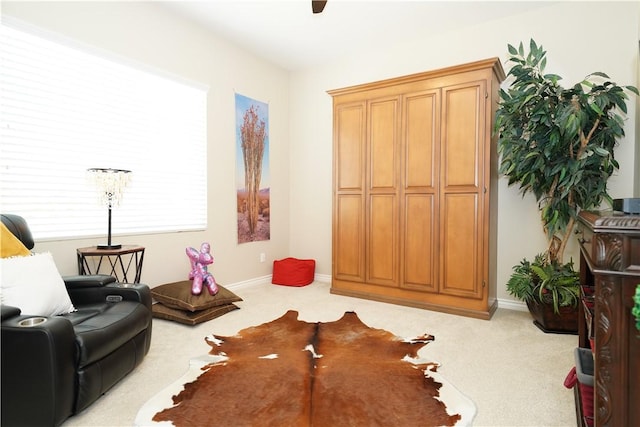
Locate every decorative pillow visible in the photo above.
<box><xmin>0</xmin><ymin>252</ymin><xmax>75</xmax><ymax>316</ymax></box>
<box><xmin>152</xmin><ymin>302</ymin><xmax>239</xmax><ymax>326</ymax></box>
<box><xmin>151</xmin><ymin>280</ymin><xmax>243</xmax><ymax>312</ymax></box>
<box><xmin>0</xmin><ymin>222</ymin><xmax>30</xmax><ymax>258</ymax></box>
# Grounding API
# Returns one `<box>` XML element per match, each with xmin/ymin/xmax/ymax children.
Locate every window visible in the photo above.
<box><xmin>0</xmin><ymin>19</ymin><xmax>208</xmax><ymax>240</ymax></box>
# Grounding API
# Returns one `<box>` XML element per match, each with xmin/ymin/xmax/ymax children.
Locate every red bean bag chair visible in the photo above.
<box><xmin>272</xmin><ymin>257</ymin><xmax>316</xmax><ymax>287</ymax></box>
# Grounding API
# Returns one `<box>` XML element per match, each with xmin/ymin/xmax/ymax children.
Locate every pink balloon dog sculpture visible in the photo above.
<box><xmin>186</xmin><ymin>243</ymin><xmax>219</xmax><ymax>296</ymax></box>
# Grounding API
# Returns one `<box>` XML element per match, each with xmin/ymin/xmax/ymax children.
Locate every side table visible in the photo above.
<box><xmin>77</xmin><ymin>245</ymin><xmax>145</xmax><ymax>284</ymax></box>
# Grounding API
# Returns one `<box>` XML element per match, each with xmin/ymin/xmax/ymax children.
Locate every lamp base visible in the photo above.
<box><xmin>97</xmin><ymin>243</ymin><xmax>122</xmax><ymax>250</ymax></box>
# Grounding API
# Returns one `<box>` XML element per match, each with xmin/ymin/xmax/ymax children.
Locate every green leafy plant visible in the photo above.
<box><xmin>506</xmin><ymin>253</ymin><xmax>580</xmax><ymax>314</ymax></box>
<box><xmin>633</xmin><ymin>285</ymin><xmax>640</xmax><ymax>333</ymax></box>
<box><xmin>495</xmin><ymin>39</ymin><xmax>638</xmax><ymax>265</ymax></box>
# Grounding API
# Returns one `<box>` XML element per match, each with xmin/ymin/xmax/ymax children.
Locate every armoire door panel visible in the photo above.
<box><xmin>335</xmin><ymin>195</ymin><xmax>364</xmax><ymax>281</ymax></box>
<box><xmin>368</xmin><ymin>194</ymin><xmax>397</xmax><ymax>286</ymax></box>
<box><xmin>442</xmin><ymin>82</ymin><xmax>484</xmax><ymax>188</ymax></box>
<box><xmin>336</xmin><ymin>103</ymin><xmax>365</xmax><ymax>191</ymax></box>
<box><xmin>404</xmin><ymin>91</ymin><xmax>439</xmax><ymax>189</ymax></box>
<box><xmin>441</xmin><ymin>193</ymin><xmax>481</xmax><ymax>298</ymax></box>
<box><xmin>369</xmin><ymin>98</ymin><xmax>398</xmax><ymax>190</ymax></box>
<box><xmin>403</xmin><ymin>194</ymin><xmax>436</xmax><ymax>292</ymax></box>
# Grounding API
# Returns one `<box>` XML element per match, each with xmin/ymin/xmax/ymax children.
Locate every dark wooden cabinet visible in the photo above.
<box><xmin>576</xmin><ymin>210</ymin><xmax>640</xmax><ymax>427</ymax></box>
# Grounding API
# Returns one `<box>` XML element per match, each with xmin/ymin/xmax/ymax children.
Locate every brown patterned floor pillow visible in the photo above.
<box><xmin>151</xmin><ymin>280</ymin><xmax>242</xmax><ymax>312</ymax></box>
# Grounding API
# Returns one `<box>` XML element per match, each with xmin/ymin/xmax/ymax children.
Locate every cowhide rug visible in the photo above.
<box><xmin>136</xmin><ymin>310</ymin><xmax>476</xmax><ymax>426</ymax></box>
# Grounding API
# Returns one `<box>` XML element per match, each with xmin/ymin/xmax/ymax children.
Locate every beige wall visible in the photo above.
<box><xmin>637</xmin><ymin>4</ymin><xmax>640</xmax><ymax>197</ymax></box>
<box><xmin>3</xmin><ymin>1</ymin><xmax>639</xmax><ymax>307</ymax></box>
<box><xmin>2</xmin><ymin>1</ymin><xmax>292</xmax><ymax>287</ymax></box>
<box><xmin>287</xmin><ymin>1</ymin><xmax>639</xmax><ymax>305</ymax></box>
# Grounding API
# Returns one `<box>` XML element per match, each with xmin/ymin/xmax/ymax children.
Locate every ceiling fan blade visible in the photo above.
<box><xmin>312</xmin><ymin>0</ymin><xmax>327</xmax><ymax>14</ymax></box>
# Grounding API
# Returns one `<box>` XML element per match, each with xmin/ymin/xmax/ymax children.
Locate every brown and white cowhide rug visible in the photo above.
<box><xmin>136</xmin><ymin>310</ymin><xmax>475</xmax><ymax>426</ymax></box>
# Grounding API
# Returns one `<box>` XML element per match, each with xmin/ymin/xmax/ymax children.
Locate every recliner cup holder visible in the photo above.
<box><xmin>18</xmin><ymin>317</ymin><xmax>47</xmax><ymax>327</ymax></box>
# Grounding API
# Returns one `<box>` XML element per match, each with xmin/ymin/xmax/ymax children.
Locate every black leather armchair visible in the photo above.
<box><xmin>1</xmin><ymin>214</ymin><xmax>153</xmax><ymax>427</ymax></box>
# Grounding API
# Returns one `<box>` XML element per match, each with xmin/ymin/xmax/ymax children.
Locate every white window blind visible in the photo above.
<box><xmin>0</xmin><ymin>20</ymin><xmax>208</xmax><ymax>240</ymax></box>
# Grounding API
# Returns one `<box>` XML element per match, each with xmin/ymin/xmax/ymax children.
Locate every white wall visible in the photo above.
<box><xmin>3</xmin><ymin>2</ymin><xmax>638</xmax><ymax>306</ymax></box>
<box><xmin>1</xmin><ymin>1</ymin><xmax>292</xmax><ymax>287</ymax></box>
<box><xmin>288</xmin><ymin>1</ymin><xmax>639</xmax><ymax>303</ymax></box>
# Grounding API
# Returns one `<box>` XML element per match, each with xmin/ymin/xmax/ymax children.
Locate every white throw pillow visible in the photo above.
<box><xmin>1</xmin><ymin>252</ymin><xmax>75</xmax><ymax>316</ymax></box>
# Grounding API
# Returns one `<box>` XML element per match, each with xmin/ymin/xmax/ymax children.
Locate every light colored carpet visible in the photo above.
<box><xmin>62</xmin><ymin>281</ymin><xmax>577</xmax><ymax>427</ymax></box>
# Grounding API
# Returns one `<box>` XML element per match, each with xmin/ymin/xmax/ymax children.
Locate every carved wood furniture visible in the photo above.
<box><xmin>328</xmin><ymin>58</ymin><xmax>504</xmax><ymax>319</ymax></box>
<box><xmin>576</xmin><ymin>210</ymin><xmax>640</xmax><ymax>427</ymax></box>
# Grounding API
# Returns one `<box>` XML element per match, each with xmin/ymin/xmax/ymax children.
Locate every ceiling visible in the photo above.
<box><xmin>160</xmin><ymin>1</ymin><xmax>554</xmax><ymax>71</ymax></box>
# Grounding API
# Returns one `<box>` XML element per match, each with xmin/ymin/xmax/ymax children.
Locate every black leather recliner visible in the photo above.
<box><xmin>1</xmin><ymin>214</ymin><xmax>153</xmax><ymax>427</ymax></box>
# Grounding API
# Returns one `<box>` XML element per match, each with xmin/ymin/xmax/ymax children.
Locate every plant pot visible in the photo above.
<box><xmin>526</xmin><ymin>299</ymin><xmax>578</xmax><ymax>334</ymax></box>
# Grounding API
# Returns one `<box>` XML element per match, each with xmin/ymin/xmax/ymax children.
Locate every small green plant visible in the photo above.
<box><xmin>633</xmin><ymin>285</ymin><xmax>640</xmax><ymax>332</ymax></box>
<box><xmin>506</xmin><ymin>253</ymin><xmax>580</xmax><ymax>314</ymax></box>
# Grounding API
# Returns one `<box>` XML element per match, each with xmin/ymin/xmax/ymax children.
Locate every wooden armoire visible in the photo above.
<box><xmin>328</xmin><ymin>58</ymin><xmax>505</xmax><ymax>319</ymax></box>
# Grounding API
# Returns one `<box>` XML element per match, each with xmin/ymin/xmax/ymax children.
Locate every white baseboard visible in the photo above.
<box><xmin>314</xmin><ymin>273</ymin><xmax>331</xmax><ymax>283</ymax></box>
<box><xmin>497</xmin><ymin>298</ymin><xmax>528</xmax><ymax>312</ymax></box>
<box><xmin>310</xmin><ymin>274</ymin><xmax>529</xmax><ymax>313</ymax></box>
<box><xmin>226</xmin><ymin>273</ymin><xmax>332</xmax><ymax>290</ymax></box>
<box><xmin>225</xmin><ymin>275</ymin><xmax>271</xmax><ymax>290</ymax></box>
<box><xmin>225</xmin><ymin>274</ymin><xmax>529</xmax><ymax>314</ymax></box>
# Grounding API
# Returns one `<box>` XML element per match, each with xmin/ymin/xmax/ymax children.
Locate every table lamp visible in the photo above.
<box><xmin>87</xmin><ymin>168</ymin><xmax>132</xmax><ymax>249</ymax></box>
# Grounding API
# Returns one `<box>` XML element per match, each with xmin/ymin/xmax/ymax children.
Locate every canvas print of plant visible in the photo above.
<box><xmin>235</xmin><ymin>93</ymin><xmax>270</xmax><ymax>243</ymax></box>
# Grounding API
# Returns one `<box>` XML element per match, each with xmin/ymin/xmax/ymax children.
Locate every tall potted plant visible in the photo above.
<box><xmin>495</xmin><ymin>39</ymin><xmax>638</xmax><ymax>332</ymax></box>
